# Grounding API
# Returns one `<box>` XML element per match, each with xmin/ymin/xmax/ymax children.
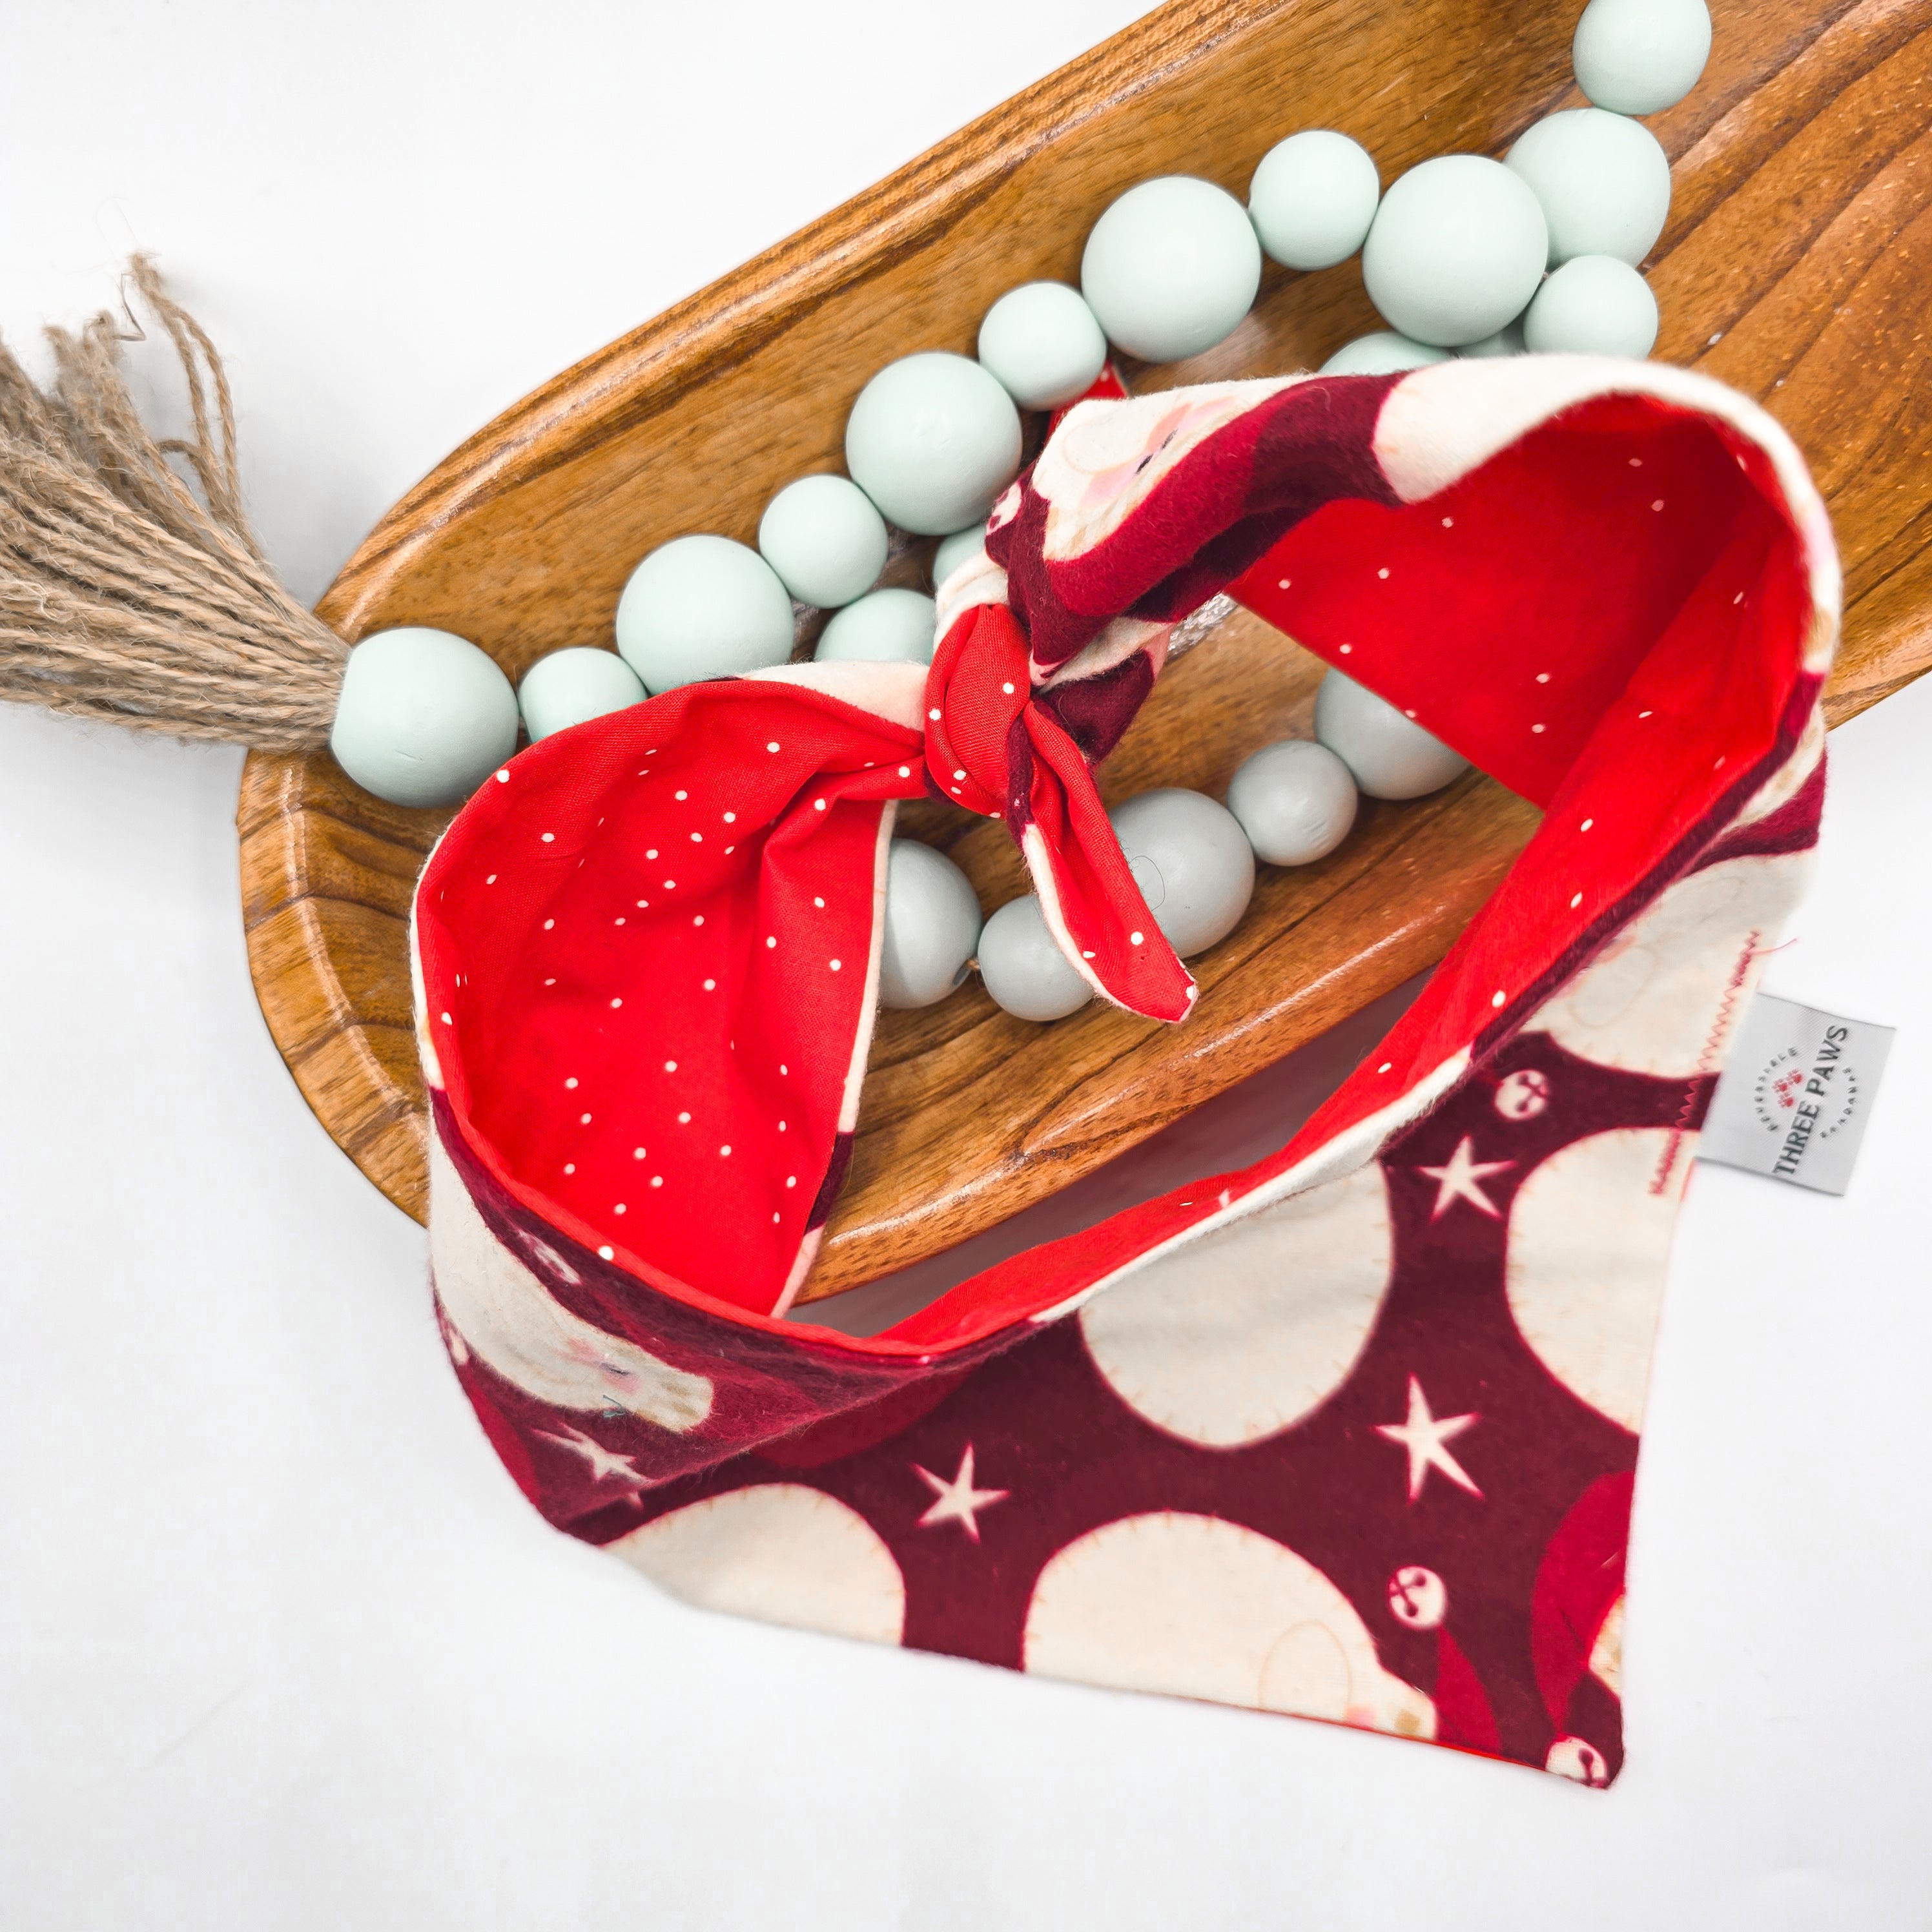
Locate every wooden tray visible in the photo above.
<box><xmin>238</xmin><ymin>0</ymin><xmax>1932</xmax><ymax>1305</ymax></box>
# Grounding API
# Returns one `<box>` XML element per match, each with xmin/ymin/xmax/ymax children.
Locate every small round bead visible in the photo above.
<box><xmin>1523</xmin><ymin>254</ymin><xmax>1660</xmax><ymax>356</ymax></box>
<box><xmin>1506</xmin><ymin>108</ymin><xmax>1672</xmax><ymax>267</ymax></box>
<box><xmin>1361</xmin><ymin>155</ymin><xmax>1549</xmax><ymax>347</ymax></box>
<box><xmin>1313</xmin><ymin>670</ymin><xmax>1469</xmax><ymax>800</ymax></box>
<box><xmin>1225</xmin><ymin>740</ymin><xmax>1359</xmax><ymax>865</ymax></box>
<box><xmin>977</xmin><ymin>282</ymin><xmax>1108</xmax><ymax>409</ymax></box>
<box><xmin>1573</xmin><ymin>0</ymin><xmax>1712</xmax><ymax>116</ymax></box>
<box><xmin>517</xmin><ymin>647</ymin><xmax>646</xmax><ymax>743</ymax></box>
<box><xmin>1080</xmin><ymin>176</ymin><xmax>1262</xmax><ymax>363</ymax></box>
<box><xmin>977</xmin><ymin>894</ymin><xmax>1092</xmax><ymax>1022</ymax></box>
<box><xmin>757</xmin><ymin>474</ymin><xmax>889</xmax><ymax>608</ymax></box>
<box><xmin>845</xmin><ymin>352</ymin><xmax>1023</xmax><ymax>537</ymax></box>
<box><xmin>1458</xmin><ymin>318</ymin><xmax>1526</xmax><ymax>358</ymax></box>
<box><xmin>329</xmin><ymin>626</ymin><xmax>519</xmax><ymax>809</ymax></box>
<box><xmin>614</xmin><ymin>534</ymin><xmax>796</xmax><ymax>694</ymax></box>
<box><xmin>932</xmin><ymin>526</ymin><xmax>986</xmax><ymax>589</ymax></box>
<box><xmin>1321</xmin><ymin>331</ymin><xmax>1454</xmax><ymax>376</ymax></box>
<box><xmin>1248</xmin><ymin>130</ymin><xmax>1381</xmax><ymax>271</ymax></box>
<box><xmin>879</xmin><ymin>839</ymin><xmax>983</xmax><ymax>1010</ymax></box>
<box><xmin>815</xmin><ymin>588</ymin><xmax>939</xmax><ymax>666</ymax></box>
<box><xmin>1109</xmin><ymin>788</ymin><xmax>1255</xmax><ymax>958</ymax></box>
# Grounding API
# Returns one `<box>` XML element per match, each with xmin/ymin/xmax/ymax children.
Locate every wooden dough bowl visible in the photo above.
<box><xmin>239</xmin><ymin>0</ymin><xmax>1932</xmax><ymax>1305</ymax></box>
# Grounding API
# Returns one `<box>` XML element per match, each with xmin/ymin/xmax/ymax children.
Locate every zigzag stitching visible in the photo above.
<box><xmin>1652</xmin><ymin>928</ymin><xmax>1762</xmax><ymax>1197</ymax></box>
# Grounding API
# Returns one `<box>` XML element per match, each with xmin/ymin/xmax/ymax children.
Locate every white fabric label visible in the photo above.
<box><xmin>1700</xmin><ymin>991</ymin><xmax>1895</xmax><ymax>1196</ymax></box>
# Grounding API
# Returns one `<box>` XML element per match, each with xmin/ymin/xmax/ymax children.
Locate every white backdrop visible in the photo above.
<box><xmin>3</xmin><ymin>5</ymin><xmax>1929</xmax><ymax>1927</ymax></box>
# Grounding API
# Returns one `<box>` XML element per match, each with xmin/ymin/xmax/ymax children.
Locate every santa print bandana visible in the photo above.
<box><xmin>412</xmin><ymin>355</ymin><xmax>1836</xmax><ymax>1784</ymax></box>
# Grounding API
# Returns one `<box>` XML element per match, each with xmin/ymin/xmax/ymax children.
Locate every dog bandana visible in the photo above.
<box><xmin>411</xmin><ymin>355</ymin><xmax>1834</xmax><ymax>1783</ymax></box>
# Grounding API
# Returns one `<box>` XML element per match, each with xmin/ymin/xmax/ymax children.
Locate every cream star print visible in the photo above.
<box><xmin>1417</xmin><ymin>1135</ymin><xmax>1516</xmax><ymax>1220</ymax></box>
<box><xmin>537</xmin><ymin>1424</ymin><xmax>652</xmax><ymax>1489</ymax></box>
<box><xmin>1375</xmin><ymin>1376</ymin><xmax>1483</xmax><ymax>1502</ymax></box>
<box><xmin>912</xmin><ymin>1445</ymin><xmax>1009</xmax><ymax>1541</ymax></box>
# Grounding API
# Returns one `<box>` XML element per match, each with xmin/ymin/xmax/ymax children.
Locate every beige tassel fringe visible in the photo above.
<box><xmin>0</xmin><ymin>257</ymin><xmax>346</xmax><ymax>750</ymax></box>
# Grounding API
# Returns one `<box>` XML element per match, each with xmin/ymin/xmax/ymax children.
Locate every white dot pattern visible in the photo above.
<box><xmin>423</xmin><ymin>409</ymin><xmax>1769</xmax><ymax>1352</ymax></box>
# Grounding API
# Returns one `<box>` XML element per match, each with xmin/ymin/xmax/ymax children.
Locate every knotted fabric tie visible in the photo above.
<box><xmin>914</xmin><ymin>367</ymin><xmax>1410</xmax><ymax>1022</ymax></box>
<box><xmin>417</xmin><ymin>360</ymin><xmax>1827</xmax><ymax>1322</ymax></box>
<box><xmin>921</xmin><ymin>593</ymin><xmax>1195</xmax><ymax>1022</ymax></box>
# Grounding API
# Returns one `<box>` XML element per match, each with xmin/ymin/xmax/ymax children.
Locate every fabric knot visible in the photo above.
<box><xmin>920</xmin><ymin>603</ymin><xmax>1031</xmax><ymax>818</ymax></box>
<box><xmin>922</xmin><ymin>593</ymin><xmax>1195</xmax><ymax>1024</ymax></box>
<box><xmin>416</xmin><ymin>356</ymin><xmax>1838</xmax><ymax>1344</ymax></box>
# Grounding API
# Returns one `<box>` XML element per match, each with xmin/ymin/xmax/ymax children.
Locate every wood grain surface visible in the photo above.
<box><xmin>238</xmin><ymin>0</ymin><xmax>1932</xmax><ymax>1302</ymax></box>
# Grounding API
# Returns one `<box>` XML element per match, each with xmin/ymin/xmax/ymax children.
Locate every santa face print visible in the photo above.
<box><xmin>1034</xmin><ymin>384</ymin><xmax>1280</xmax><ymax>557</ymax></box>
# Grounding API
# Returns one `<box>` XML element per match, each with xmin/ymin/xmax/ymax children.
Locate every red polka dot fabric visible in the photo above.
<box><xmin>413</xmin><ymin>357</ymin><xmax>1836</xmax><ymax>1782</ymax></box>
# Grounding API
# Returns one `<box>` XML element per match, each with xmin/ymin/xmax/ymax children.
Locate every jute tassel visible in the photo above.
<box><xmin>0</xmin><ymin>258</ymin><xmax>346</xmax><ymax>750</ymax></box>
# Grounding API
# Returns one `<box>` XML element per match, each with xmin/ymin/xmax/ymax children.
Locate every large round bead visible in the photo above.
<box><xmin>1457</xmin><ymin>318</ymin><xmax>1526</xmax><ymax>358</ymax></box>
<box><xmin>1313</xmin><ymin>670</ymin><xmax>1469</xmax><ymax>799</ymax></box>
<box><xmin>844</xmin><ymin>352</ymin><xmax>1023</xmax><ymax>537</ymax></box>
<box><xmin>879</xmin><ymin>839</ymin><xmax>983</xmax><ymax>1010</ymax></box>
<box><xmin>1080</xmin><ymin>176</ymin><xmax>1262</xmax><ymax>363</ymax></box>
<box><xmin>614</xmin><ymin>534</ymin><xmax>796</xmax><ymax>694</ymax></box>
<box><xmin>932</xmin><ymin>525</ymin><xmax>986</xmax><ymax>590</ymax></box>
<box><xmin>1225</xmin><ymin>739</ymin><xmax>1359</xmax><ymax>865</ymax></box>
<box><xmin>1321</xmin><ymin>331</ymin><xmax>1453</xmax><ymax>376</ymax></box>
<box><xmin>1109</xmin><ymin>788</ymin><xmax>1255</xmax><ymax>958</ymax></box>
<box><xmin>1361</xmin><ymin>155</ymin><xmax>1548</xmax><ymax>347</ymax></box>
<box><xmin>977</xmin><ymin>282</ymin><xmax>1108</xmax><ymax>409</ymax></box>
<box><xmin>757</xmin><ymin>474</ymin><xmax>889</xmax><ymax>609</ymax></box>
<box><xmin>1523</xmin><ymin>254</ymin><xmax>1660</xmax><ymax>356</ymax></box>
<box><xmin>1572</xmin><ymin>0</ymin><xmax>1712</xmax><ymax>116</ymax></box>
<box><xmin>1248</xmin><ymin>130</ymin><xmax>1381</xmax><ymax>271</ymax></box>
<box><xmin>1506</xmin><ymin>107</ymin><xmax>1672</xmax><ymax>267</ymax></box>
<box><xmin>814</xmin><ymin>588</ymin><xmax>938</xmax><ymax>666</ymax></box>
<box><xmin>329</xmin><ymin>626</ymin><xmax>519</xmax><ymax>808</ymax></box>
<box><xmin>517</xmin><ymin>647</ymin><xmax>646</xmax><ymax>743</ymax></box>
<box><xmin>977</xmin><ymin>895</ymin><xmax>1093</xmax><ymax>1022</ymax></box>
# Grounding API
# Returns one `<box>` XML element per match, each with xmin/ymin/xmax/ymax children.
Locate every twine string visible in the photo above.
<box><xmin>0</xmin><ymin>256</ymin><xmax>345</xmax><ymax>750</ymax></box>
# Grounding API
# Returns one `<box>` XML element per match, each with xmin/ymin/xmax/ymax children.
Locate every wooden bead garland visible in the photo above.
<box><xmin>467</xmin><ymin>1</ymin><xmax>1714</xmax><ymax>1021</ymax></box>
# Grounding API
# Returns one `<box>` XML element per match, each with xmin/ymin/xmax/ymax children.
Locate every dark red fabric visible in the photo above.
<box><xmin>442</xmin><ymin>1023</ymin><xmax>1745</xmax><ymax>1776</ymax></box>
<box><xmin>414</xmin><ymin>365</ymin><xmax>1831</xmax><ymax>1783</ymax></box>
<box><xmin>992</xmin><ymin>375</ymin><xmax>1401</xmax><ymax>670</ymax></box>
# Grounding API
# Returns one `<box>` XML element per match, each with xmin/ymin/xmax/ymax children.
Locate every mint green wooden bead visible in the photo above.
<box><xmin>932</xmin><ymin>525</ymin><xmax>987</xmax><ymax>589</ymax></box>
<box><xmin>978</xmin><ymin>894</ymin><xmax>1092</xmax><ymax>1022</ymax></box>
<box><xmin>880</xmin><ymin>839</ymin><xmax>983</xmax><ymax>1010</ymax></box>
<box><xmin>1506</xmin><ymin>108</ymin><xmax>1671</xmax><ymax>267</ymax></box>
<box><xmin>977</xmin><ymin>282</ymin><xmax>1108</xmax><ymax>409</ymax></box>
<box><xmin>1081</xmin><ymin>176</ymin><xmax>1262</xmax><ymax>362</ymax></box>
<box><xmin>1321</xmin><ymin>331</ymin><xmax>1454</xmax><ymax>375</ymax></box>
<box><xmin>613</xmin><ymin>534</ymin><xmax>796</xmax><ymax>694</ymax></box>
<box><xmin>1459</xmin><ymin>318</ymin><xmax>1526</xmax><ymax>357</ymax></box>
<box><xmin>815</xmin><ymin>588</ymin><xmax>939</xmax><ymax>666</ymax></box>
<box><xmin>1249</xmin><ymin>130</ymin><xmax>1381</xmax><ymax>271</ymax></box>
<box><xmin>845</xmin><ymin>353</ymin><xmax>1022</xmax><ymax>537</ymax></box>
<box><xmin>329</xmin><ymin>626</ymin><xmax>519</xmax><ymax>809</ymax></box>
<box><xmin>1361</xmin><ymin>155</ymin><xmax>1548</xmax><ymax>347</ymax></box>
<box><xmin>1574</xmin><ymin>0</ymin><xmax>1711</xmax><ymax>116</ymax></box>
<box><xmin>1226</xmin><ymin>739</ymin><xmax>1359</xmax><ymax>865</ymax></box>
<box><xmin>1109</xmin><ymin>788</ymin><xmax>1255</xmax><ymax>958</ymax></box>
<box><xmin>1313</xmin><ymin>669</ymin><xmax>1468</xmax><ymax>799</ymax></box>
<box><xmin>757</xmin><ymin>474</ymin><xmax>888</xmax><ymax>608</ymax></box>
<box><xmin>517</xmin><ymin>647</ymin><xmax>646</xmax><ymax>743</ymax></box>
<box><xmin>1523</xmin><ymin>254</ymin><xmax>1660</xmax><ymax>356</ymax></box>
